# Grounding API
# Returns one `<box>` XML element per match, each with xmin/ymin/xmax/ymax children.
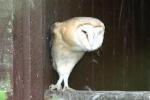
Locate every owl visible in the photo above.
<box><xmin>50</xmin><ymin>17</ymin><xmax>105</xmax><ymax>91</ymax></box>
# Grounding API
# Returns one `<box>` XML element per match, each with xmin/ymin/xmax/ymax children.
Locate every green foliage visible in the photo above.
<box><xmin>0</xmin><ymin>90</ymin><xmax>7</xmax><ymax>100</ymax></box>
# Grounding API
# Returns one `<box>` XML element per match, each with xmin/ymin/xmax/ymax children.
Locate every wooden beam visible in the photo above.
<box><xmin>45</xmin><ymin>90</ymin><xmax>150</xmax><ymax>100</ymax></box>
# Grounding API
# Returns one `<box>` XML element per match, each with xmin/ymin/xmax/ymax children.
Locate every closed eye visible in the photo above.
<box><xmin>81</xmin><ymin>30</ymin><xmax>89</xmax><ymax>41</ymax></box>
<box><xmin>81</xmin><ymin>30</ymin><xmax>87</xmax><ymax>34</ymax></box>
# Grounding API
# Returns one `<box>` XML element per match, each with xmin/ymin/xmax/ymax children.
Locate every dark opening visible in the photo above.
<box><xmin>46</xmin><ymin>0</ymin><xmax>150</xmax><ymax>91</ymax></box>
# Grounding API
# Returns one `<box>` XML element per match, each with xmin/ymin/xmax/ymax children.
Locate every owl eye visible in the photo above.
<box><xmin>81</xmin><ymin>30</ymin><xmax>87</xmax><ymax>34</ymax></box>
<box><xmin>81</xmin><ymin>30</ymin><xmax>89</xmax><ymax>40</ymax></box>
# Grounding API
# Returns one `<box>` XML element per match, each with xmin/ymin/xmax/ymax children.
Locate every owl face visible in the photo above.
<box><xmin>75</xmin><ymin>24</ymin><xmax>105</xmax><ymax>51</ymax></box>
<box><xmin>52</xmin><ymin>17</ymin><xmax>105</xmax><ymax>52</ymax></box>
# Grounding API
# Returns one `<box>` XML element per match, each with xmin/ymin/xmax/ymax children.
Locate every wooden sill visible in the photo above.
<box><xmin>44</xmin><ymin>90</ymin><xmax>150</xmax><ymax>100</ymax></box>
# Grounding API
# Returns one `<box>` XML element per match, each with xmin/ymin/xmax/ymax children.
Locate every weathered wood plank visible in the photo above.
<box><xmin>13</xmin><ymin>0</ymin><xmax>46</xmax><ymax>100</ymax></box>
<box><xmin>45</xmin><ymin>90</ymin><xmax>150</xmax><ymax>100</ymax></box>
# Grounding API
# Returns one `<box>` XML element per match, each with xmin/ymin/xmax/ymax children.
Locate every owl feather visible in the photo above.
<box><xmin>50</xmin><ymin>17</ymin><xmax>105</xmax><ymax>91</ymax></box>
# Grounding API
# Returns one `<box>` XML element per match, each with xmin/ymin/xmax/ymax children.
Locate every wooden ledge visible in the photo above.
<box><xmin>44</xmin><ymin>90</ymin><xmax>150</xmax><ymax>100</ymax></box>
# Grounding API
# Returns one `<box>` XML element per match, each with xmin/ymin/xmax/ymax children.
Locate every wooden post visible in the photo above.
<box><xmin>13</xmin><ymin>0</ymin><xmax>48</xmax><ymax>100</ymax></box>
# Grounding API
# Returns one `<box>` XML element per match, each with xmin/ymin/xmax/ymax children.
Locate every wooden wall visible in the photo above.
<box><xmin>13</xmin><ymin>0</ymin><xmax>48</xmax><ymax>100</ymax></box>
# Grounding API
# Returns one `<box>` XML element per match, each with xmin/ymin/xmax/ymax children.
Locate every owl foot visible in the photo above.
<box><xmin>49</xmin><ymin>84</ymin><xmax>62</xmax><ymax>91</ymax></box>
<box><xmin>62</xmin><ymin>86</ymin><xmax>76</xmax><ymax>91</ymax></box>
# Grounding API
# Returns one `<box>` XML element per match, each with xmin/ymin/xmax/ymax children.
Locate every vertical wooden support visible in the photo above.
<box><xmin>13</xmin><ymin>0</ymin><xmax>46</xmax><ymax>100</ymax></box>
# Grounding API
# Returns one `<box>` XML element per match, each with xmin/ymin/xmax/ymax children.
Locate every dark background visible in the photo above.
<box><xmin>46</xmin><ymin>0</ymin><xmax>150</xmax><ymax>91</ymax></box>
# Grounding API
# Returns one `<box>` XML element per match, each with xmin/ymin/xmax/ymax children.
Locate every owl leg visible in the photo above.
<box><xmin>49</xmin><ymin>74</ymin><xmax>63</xmax><ymax>91</ymax></box>
<box><xmin>62</xmin><ymin>74</ymin><xmax>75</xmax><ymax>91</ymax></box>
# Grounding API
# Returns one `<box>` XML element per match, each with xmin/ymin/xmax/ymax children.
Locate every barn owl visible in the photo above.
<box><xmin>50</xmin><ymin>17</ymin><xmax>105</xmax><ymax>91</ymax></box>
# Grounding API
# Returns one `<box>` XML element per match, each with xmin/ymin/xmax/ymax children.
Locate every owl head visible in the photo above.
<box><xmin>52</xmin><ymin>17</ymin><xmax>105</xmax><ymax>51</ymax></box>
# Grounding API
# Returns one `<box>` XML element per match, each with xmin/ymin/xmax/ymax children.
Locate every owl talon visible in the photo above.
<box><xmin>49</xmin><ymin>84</ymin><xmax>62</xmax><ymax>91</ymax></box>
